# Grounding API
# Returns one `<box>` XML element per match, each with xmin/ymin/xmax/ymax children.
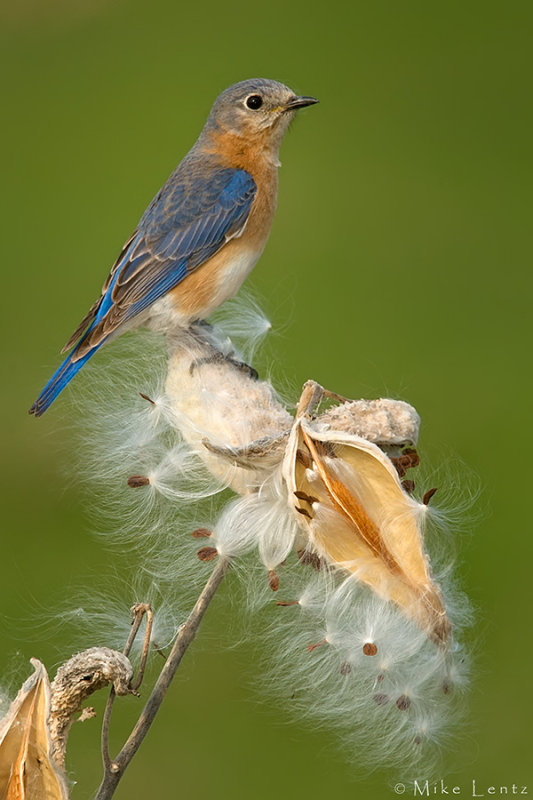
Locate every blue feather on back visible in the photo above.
<box><xmin>29</xmin><ymin>167</ymin><xmax>256</xmax><ymax>416</ymax></box>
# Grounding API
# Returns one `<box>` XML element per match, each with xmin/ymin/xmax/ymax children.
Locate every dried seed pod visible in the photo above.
<box><xmin>318</xmin><ymin>397</ymin><xmax>420</xmax><ymax>447</ymax></box>
<box><xmin>283</xmin><ymin>400</ymin><xmax>450</xmax><ymax>645</ymax></box>
<box><xmin>48</xmin><ymin>647</ymin><xmax>134</xmax><ymax>766</ymax></box>
<box><xmin>0</xmin><ymin>660</ymin><xmax>69</xmax><ymax>799</ymax></box>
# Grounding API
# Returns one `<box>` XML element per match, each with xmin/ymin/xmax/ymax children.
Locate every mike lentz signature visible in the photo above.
<box><xmin>393</xmin><ymin>780</ymin><xmax>529</xmax><ymax>797</ymax></box>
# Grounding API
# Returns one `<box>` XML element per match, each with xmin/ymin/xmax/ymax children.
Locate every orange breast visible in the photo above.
<box><xmin>169</xmin><ymin>137</ymin><xmax>279</xmax><ymax>319</ymax></box>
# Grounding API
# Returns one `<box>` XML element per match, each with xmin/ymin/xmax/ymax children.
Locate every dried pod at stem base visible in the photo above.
<box><xmin>0</xmin><ymin>660</ymin><xmax>69</xmax><ymax>799</ymax></box>
<box><xmin>283</xmin><ymin>390</ymin><xmax>450</xmax><ymax>645</ymax></box>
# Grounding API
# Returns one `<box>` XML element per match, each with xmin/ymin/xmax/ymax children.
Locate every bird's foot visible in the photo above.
<box><xmin>189</xmin><ymin>351</ymin><xmax>258</xmax><ymax>380</ymax></box>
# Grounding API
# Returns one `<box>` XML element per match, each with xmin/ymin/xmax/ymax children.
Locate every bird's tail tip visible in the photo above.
<box><xmin>28</xmin><ymin>399</ymin><xmax>45</xmax><ymax>417</ymax></box>
<box><xmin>28</xmin><ymin>386</ymin><xmax>60</xmax><ymax>417</ymax></box>
<box><xmin>28</xmin><ymin>341</ymin><xmax>99</xmax><ymax>419</ymax></box>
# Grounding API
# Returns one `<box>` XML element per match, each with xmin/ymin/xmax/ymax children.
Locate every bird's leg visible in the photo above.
<box><xmin>226</xmin><ymin>356</ymin><xmax>259</xmax><ymax>380</ymax></box>
<box><xmin>187</xmin><ymin>319</ymin><xmax>259</xmax><ymax>378</ymax></box>
<box><xmin>191</xmin><ymin>319</ymin><xmax>215</xmax><ymax>334</ymax></box>
<box><xmin>189</xmin><ymin>350</ymin><xmax>258</xmax><ymax>380</ymax></box>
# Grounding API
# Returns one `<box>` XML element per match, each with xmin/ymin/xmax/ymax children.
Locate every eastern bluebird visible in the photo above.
<box><xmin>29</xmin><ymin>79</ymin><xmax>317</xmax><ymax>416</ymax></box>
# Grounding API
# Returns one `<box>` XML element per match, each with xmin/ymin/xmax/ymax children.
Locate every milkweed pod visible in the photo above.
<box><xmin>0</xmin><ymin>659</ymin><xmax>69</xmax><ymax>799</ymax></box>
<box><xmin>317</xmin><ymin>396</ymin><xmax>420</xmax><ymax>448</ymax></box>
<box><xmin>283</xmin><ymin>410</ymin><xmax>451</xmax><ymax>645</ymax></box>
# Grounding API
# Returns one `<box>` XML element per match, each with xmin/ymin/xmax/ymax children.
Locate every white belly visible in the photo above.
<box><xmin>204</xmin><ymin>247</ymin><xmax>261</xmax><ymax>313</ymax></box>
<box><xmin>147</xmin><ymin>246</ymin><xmax>263</xmax><ymax>332</ymax></box>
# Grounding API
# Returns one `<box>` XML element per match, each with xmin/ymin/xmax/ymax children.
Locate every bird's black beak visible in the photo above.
<box><xmin>283</xmin><ymin>95</ymin><xmax>319</xmax><ymax>111</ymax></box>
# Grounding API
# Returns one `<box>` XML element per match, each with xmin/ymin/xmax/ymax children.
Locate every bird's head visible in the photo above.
<box><xmin>204</xmin><ymin>78</ymin><xmax>318</xmax><ymax>152</ymax></box>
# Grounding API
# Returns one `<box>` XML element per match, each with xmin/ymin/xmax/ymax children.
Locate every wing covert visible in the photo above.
<box><xmin>69</xmin><ymin>167</ymin><xmax>256</xmax><ymax>358</ymax></box>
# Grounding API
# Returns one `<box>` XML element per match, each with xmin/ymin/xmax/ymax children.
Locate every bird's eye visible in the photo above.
<box><xmin>245</xmin><ymin>94</ymin><xmax>263</xmax><ymax>110</ymax></box>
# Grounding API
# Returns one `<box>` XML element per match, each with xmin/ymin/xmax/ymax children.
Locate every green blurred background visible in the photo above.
<box><xmin>1</xmin><ymin>0</ymin><xmax>532</xmax><ymax>797</ymax></box>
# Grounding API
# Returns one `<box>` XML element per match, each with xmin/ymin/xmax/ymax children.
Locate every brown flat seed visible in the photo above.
<box><xmin>197</xmin><ymin>547</ymin><xmax>218</xmax><ymax>562</ymax></box>
<box><xmin>297</xmin><ymin>549</ymin><xmax>321</xmax><ymax>570</ymax></box>
<box><xmin>127</xmin><ymin>475</ymin><xmax>150</xmax><ymax>488</ymax></box>
<box><xmin>402</xmin><ymin>447</ymin><xmax>420</xmax><ymax>468</ymax></box>
<box><xmin>373</xmin><ymin>693</ymin><xmax>389</xmax><ymax>706</ymax></box>
<box><xmin>295</xmin><ymin>506</ymin><xmax>312</xmax><ymax>518</ymax></box>
<box><xmin>340</xmin><ymin>662</ymin><xmax>352</xmax><ymax>675</ymax></box>
<box><xmin>423</xmin><ymin>487</ymin><xmax>438</xmax><ymax>505</ymax></box>
<box><xmin>314</xmin><ymin>439</ymin><xmax>337</xmax><ymax>458</ymax></box>
<box><xmin>306</xmin><ymin>639</ymin><xmax>327</xmax><ymax>653</ymax></box>
<box><xmin>414</xmin><ymin>735</ymin><xmax>422</xmax><ymax>745</ymax></box>
<box><xmin>268</xmin><ymin>570</ymin><xmax>280</xmax><ymax>591</ymax></box>
<box><xmin>139</xmin><ymin>392</ymin><xmax>155</xmax><ymax>405</ymax></box>
<box><xmin>391</xmin><ymin>448</ymin><xmax>421</xmax><ymax>477</ymax></box>
<box><xmin>191</xmin><ymin>528</ymin><xmax>212</xmax><ymax>538</ymax></box>
<box><xmin>363</xmin><ymin>642</ymin><xmax>378</xmax><ymax>656</ymax></box>
<box><xmin>276</xmin><ymin>600</ymin><xmax>299</xmax><ymax>606</ymax></box>
<box><xmin>402</xmin><ymin>479</ymin><xmax>415</xmax><ymax>494</ymax></box>
<box><xmin>396</xmin><ymin>694</ymin><xmax>411</xmax><ymax>711</ymax></box>
<box><xmin>294</xmin><ymin>490</ymin><xmax>318</xmax><ymax>504</ymax></box>
<box><xmin>389</xmin><ymin>455</ymin><xmax>406</xmax><ymax>477</ymax></box>
<box><xmin>296</xmin><ymin>448</ymin><xmax>312</xmax><ymax>468</ymax></box>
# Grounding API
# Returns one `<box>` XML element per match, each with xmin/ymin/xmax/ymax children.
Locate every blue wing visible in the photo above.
<box><xmin>29</xmin><ymin>165</ymin><xmax>257</xmax><ymax>416</ymax></box>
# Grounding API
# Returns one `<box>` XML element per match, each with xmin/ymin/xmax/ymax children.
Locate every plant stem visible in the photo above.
<box><xmin>94</xmin><ymin>557</ymin><xmax>230</xmax><ymax>800</ymax></box>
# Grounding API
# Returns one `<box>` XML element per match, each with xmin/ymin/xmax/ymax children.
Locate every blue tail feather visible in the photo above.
<box><xmin>29</xmin><ymin>338</ymin><xmax>102</xmax><ymax>417</ymax></box>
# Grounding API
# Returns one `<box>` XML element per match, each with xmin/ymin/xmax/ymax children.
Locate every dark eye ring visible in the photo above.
<box><xmin>245</xmin><ymin>94</ymin><xmax>263</xmax><ymax>110</ymax></box>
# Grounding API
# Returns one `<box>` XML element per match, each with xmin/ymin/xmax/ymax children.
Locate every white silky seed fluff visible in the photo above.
<box><xmin>68</xmin><ymin>305</ymin><xmax>471</xmax><ymax>776</ymax></box>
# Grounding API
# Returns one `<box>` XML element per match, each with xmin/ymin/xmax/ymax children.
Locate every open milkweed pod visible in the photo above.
<box><xmin>164</xmin><ymin>327</ymin><xmax>292</xmax><ymax>494</ymax></box>
<box><xmin>0</xmin><ymin>659</ymin><xmax>69</xmax><ymax>799</ymax></box>
<box><xmin>282</xmin><ymin>382</ymin><xmax>451</xmax><ymax>646</ymax></box>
